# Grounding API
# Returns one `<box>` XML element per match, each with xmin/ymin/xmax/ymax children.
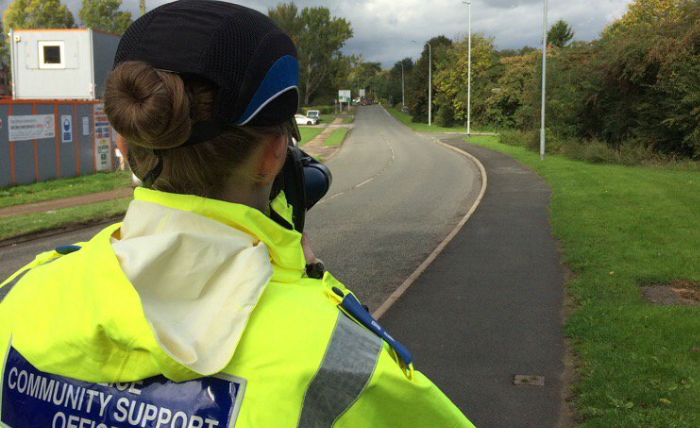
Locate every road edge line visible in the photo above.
<box><xmin>372</xmin><ymin>137</ymin><xmax>488</xmax><ymax>320</ymax></box>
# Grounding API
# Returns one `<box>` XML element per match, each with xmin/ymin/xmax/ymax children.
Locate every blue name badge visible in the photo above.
<box><xmin>1</xmin><ymin>346</ymin><xmax>246</xmax><ymax>428</ymax></box>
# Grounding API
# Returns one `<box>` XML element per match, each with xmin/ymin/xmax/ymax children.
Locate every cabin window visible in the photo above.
<box><xmin>38</xmin><ymin>41</ymin><xmax>65</xmax><ymax>69</ymax></box>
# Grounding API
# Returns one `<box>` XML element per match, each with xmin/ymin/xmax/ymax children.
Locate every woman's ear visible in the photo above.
<box><xmin>258</xmin><ymin>134</ymin><xmax>288</xmax><ymax>186</ymax></box>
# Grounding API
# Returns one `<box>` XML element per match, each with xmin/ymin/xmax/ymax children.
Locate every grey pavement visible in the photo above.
<box><xmin>381</xmin><ymin>137</ymin><xmax>567</xmax><ymax>428</ymax></box>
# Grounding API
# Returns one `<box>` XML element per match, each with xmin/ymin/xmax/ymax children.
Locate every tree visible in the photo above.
<box><xmin>386</xmin><ymin>58</ymin><xmax>414</xmax><ymax>106</ymax></box>
<box><xmin>268</xmin><ymin>2</ymin><xmax>301</xmax><ymax>45</ymax></box>
<box><xmin>434</xmin><ymin>34</ymin><xmax>499</xmax><ymax>126</ymax></box>
<box><xmin>4</xmin><ymin>0</ymin><xmax>75</xmax><ymax>30</ymax></box>
<box><xmin>297</xmin><ymin>7</ymin><xmax>352</xmax><ymax>105</ymax></box>
<box><xmin>0</xmin><ymin>21</ymin><xmax>8</xmax><ymax>64</ymax></box>
<box><xmin>268</xmin><ymin>4</ymin><xmax>353</xmax><ymax>105</ymax></box>
<box><xmin>547</xmin><ymin>20</ymin><xmax>574</xmax><ymax>48</ymax></box>
<box><xmin>605</xmin><ymin>0</ymin><xmax>685</xmax><ymax>35</ymax></box>
<box><xmin>407</xmin><ymin>36</ymin><xmax>452</xmax><ymax>123</ymax></box>
<box><xmin>351</xmin><ymin>61</ymin><xmax>382</xmax><ymax>91</ymax></box>
<box><xmin>80</xmin><ymin>0</ymin><xmax>133</xmax><ymax>35</ymax></box>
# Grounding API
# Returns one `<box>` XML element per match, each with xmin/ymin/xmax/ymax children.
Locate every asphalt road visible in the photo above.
<box><xmin>1</xmin><ymin>106</ymin><xmax>481</xmax><ymax>311</ymax></box>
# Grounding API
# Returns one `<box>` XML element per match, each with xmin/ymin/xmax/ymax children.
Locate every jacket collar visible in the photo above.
<box><xmin>132</xmin><ymin>188</ymin><xmax>305</xmax><ymax>282</ymax></box>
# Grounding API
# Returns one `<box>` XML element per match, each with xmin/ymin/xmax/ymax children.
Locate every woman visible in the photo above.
<box><xmin>0</xmin><ymin>1</ymin><xmax>475</xmax><ymax>427</ymax></box>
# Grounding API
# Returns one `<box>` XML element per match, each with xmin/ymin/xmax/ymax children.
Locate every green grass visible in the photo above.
<box><xmin>324</xmin><ymin>129</ymin><xmax>349</xmax><ymax>147</ymax></box>
<box><xmin>0</xmin><ymin>171</ymin><xmax>132</xmax><ymax>209</ymax></box>
<box><xmin>0</xmin><ymin>198</ymin><xmax>131</xmax><ymax>241</ymax></box>
<box><xmin>299</xmin><ymin>127</ymin><xmax>324</xmax><ymax>146</ymax></box>
<box><xmin>466</xmin><ymin>135</ymin><xmax>700</xmax><ymax>427</ymax></box>
<box><xmin>386</xmin><ymin>106</ymin><xmax>495</xmax><ymax>133</ymax></box>
<box><xmin>320</xmin><ymin>115</ymin><xmax>338</xmax><ymax>124</ymax></box>
<box><xmin>342</xmin><ymin>116</ymin><xmax>354</xmax><ymax>124</ymax></box>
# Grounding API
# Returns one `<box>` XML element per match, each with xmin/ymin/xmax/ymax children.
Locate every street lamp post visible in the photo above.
<box><xmin>540</xmin><ymin>0</ymin><xmax>548</xmax><ymax>160</ymax></box>
<box><xmin>463</xmin><ymin>2</ymin><xmax>472</xmax><ymax>135</ymax></box>
<box><xmin>428</xmin><ymin>42</ymin><xmax>432</xmax><ymax>126</ymax></box>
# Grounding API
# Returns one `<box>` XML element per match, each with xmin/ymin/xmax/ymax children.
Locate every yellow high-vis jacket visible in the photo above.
<box><xmin>0</xmin><ymin>188</ymin><xmax>475</xmax><ymax>428</ymax></box>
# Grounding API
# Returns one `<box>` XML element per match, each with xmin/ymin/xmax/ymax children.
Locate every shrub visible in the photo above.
<box><xmin>499</xmin><ymin>129</ymin><xmax>539</xmax><ymax>150</ymax></box>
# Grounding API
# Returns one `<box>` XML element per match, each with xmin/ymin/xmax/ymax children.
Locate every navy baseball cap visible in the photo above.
<box><xmin>113</xmin><ymin>0</ymin><xmax>299</xmax><ymax>146</ymax></box>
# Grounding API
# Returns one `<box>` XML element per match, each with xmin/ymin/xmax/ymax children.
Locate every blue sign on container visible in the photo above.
<box><xmin>61</xmin><ymin>115</ymin><xmax>73</xmax><ymax>143</ymax></box>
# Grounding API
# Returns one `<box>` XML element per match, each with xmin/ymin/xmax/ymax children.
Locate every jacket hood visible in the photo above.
<box><xmin>4</xmin><ymin>189</ymin><xmax>306</xmax><ymax>383</ymax></box>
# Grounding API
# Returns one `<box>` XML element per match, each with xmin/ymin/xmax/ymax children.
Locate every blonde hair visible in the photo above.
<box><xmin>104</xmin><ymin>61</ymin><xmax>289</xmax><ymax>198</ymax></box>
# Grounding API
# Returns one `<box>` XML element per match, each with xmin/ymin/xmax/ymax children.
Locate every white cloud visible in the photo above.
<box><xmin>1</xmin><ymin>0</ymin><xmax>634</xmax><ymax>67</ymax></box>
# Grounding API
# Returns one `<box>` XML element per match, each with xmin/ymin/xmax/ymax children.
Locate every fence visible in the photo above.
<box><xmin>0</xmin><ymin>99</ymin><xmax>114</xmax><ymax>188</ymax></box>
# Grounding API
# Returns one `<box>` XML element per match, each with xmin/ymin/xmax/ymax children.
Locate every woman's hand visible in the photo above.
<box><xmin>302</xmin><ymin>233</ymin><xmax>318</xmax><ymax>264</ymax></box>
<box><xmin>302</xmin><ymin>233</ymin><xmax>325</xmax><ymax>279</ymax></box>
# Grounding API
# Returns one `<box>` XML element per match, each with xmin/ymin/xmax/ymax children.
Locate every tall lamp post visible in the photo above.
<box><xmin>540</xmin><ymin>0</ymin><xmax>548</xmax><ymax>160</ymax></box>
<box><xmin>428</xmin><ymin>42</ymin><xmax>432</xmax><ymax>126</ymax></box>
<box><xmin>462</xmin><ymin>2</ymin><xmax>472</xmax><ymax>135</ymax></box>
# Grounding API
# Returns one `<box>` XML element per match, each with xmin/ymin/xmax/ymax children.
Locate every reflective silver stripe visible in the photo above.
<box><xmin>0</xmin><ymin>269</ymin><xmax>30</xmax><ymax>304</ymax></box>
<box><xmin>298</xmin><ymin>312</ymin><xmax>383</xmax><ymax>428</ymax></box>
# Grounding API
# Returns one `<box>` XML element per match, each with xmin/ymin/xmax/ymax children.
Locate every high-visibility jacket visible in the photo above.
<box><xmin>0</xmin><ymin>188</ymin><xmax>475</xmax><ymax>428</ymax></box>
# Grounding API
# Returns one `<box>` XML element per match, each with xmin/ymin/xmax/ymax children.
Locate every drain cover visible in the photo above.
<box><xmin>513</xmin><ymin>375</ymin><xmax>545</xmax><ymax>386</ymax></box>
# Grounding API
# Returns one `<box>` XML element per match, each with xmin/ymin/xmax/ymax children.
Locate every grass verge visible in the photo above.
<box><xmin>324</xmin><ymin>129</ymin><xmax>349</xmax><ymax>147</ymax></box>
<box><xmin>0</xmin><ymin>198</ymin><xmax>131</xmax><ymax>242</ymax></box>
<box><xmin>0</xmin><ymin>171</ymin><xmax>132</xmax><ymax>209</ymax></box>
<box><xmin>386</xmin><ymin>107</ymin><xmax>494</xmax><ymax>133</ymax></box>
<box><xmin>466</xmin><ymin>135</ymin><xmax>700</xmax><ymax>427</ymax></box>
<box><xmin>299</xmin><ymin>127</ymin><xmax>324</xmax><ymax>146</ymax></box>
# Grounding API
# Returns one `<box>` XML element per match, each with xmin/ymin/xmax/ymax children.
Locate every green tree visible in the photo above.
<box><xmin>4</xmin><ymin>0</ymin><xmax>75</xmax><ymax>30</ymax></box>
<box><xmin>79</xmin><ymin>0</ymin><xmax>133</xmax><ymax>35</ymax></box>
<box><xmin>407</xmin><ymin>35</ymin><xmax>452</xmax><ymax>123</ymax></box>
<box><xmin>351</xmin><ymin>61</ymin><xmax>382</xmax><ymax>91</ymax></box>
<box><xmin>605</xmin><ymin>0</ymin><xmax>685</xmax><ymax>35</ymax></box>
<box><xmin>268</xmin><ymin>4</ymin><xmax>353</xmax><ymax>105</ymax></box>
<box><xmin>386</xmin><ymin>58</ymin><xmax>414</xmax><ymax>106</ymax></box>
<box><xmin>268</xmin><ymin>2</ymin><xmax>301</xmax><ymax>45</ymax></box>
<box><xmin>434</xmin><ymin>33</ymin><xmax>499</xmax><ymax>126</ymax></box>
<box><xmin>547</xmin><ymin>19</ymin><xmax>574</xmax><ymax>48</ymax></box>
<box><xmin>297</xmin><ymin>7</ymin><xmax>352</xmax><ymax>105</ymax></box>
<box><xmin>0</xmin><ymin>21</ymin><xmax>8</xmax><ymax>63</ymax></box>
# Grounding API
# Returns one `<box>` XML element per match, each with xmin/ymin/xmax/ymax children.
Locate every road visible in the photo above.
<box><xmin>1</xmin><ymin>106</ymin><xmax>481</xmax><ymax>311</ymax></box>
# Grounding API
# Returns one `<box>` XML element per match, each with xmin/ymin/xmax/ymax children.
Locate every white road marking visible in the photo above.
<box><xmin>317</xmin><ymin>133</ymin><xmax>395</xmax><ymax>205</ymax></box>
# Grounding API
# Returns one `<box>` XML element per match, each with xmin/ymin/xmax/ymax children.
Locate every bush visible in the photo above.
<box><xmin>499</xmin><ymin>129</ymin><xmax>539</xmax><ymax>150</ymax></box>
<box><xmin>304</xmin><ymin>105</ymin><xmax>335</xmax><ymax>115</ymax></box>
<box><xmin>436</xmin><ymin>104</ymin><xmax>456</xmax><ymax>127</ymax></box>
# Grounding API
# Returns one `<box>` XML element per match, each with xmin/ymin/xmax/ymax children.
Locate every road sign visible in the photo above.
<box><xmin>359</xmin><ymin>89</ymin><xmax>366</xmax><ymax>98</ymax></box>
<box><xmin>338</xmin><ymin>90</ymin><xmax>351</xmax><ymax>103</ymax></box>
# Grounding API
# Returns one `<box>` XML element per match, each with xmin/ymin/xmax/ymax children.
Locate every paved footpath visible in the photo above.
<box><xmin>381</xmin><ymin>137</ymin><xmax>569</xmax><ymax>428</ymax></box>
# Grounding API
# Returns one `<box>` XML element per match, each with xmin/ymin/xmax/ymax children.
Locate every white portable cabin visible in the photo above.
<box><xmin>9</xmin><ymin>29</ymin><xmax>120</xmax><ymax>100</ymax></box>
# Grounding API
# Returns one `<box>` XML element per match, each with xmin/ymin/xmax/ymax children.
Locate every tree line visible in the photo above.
<box><xmin>373</xmin><ymin>0</ymin><xmax>700</xmax><ymax>160</ymax></box>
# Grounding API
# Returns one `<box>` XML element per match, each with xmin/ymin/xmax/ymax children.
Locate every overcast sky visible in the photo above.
<box><xmin>3</xmin><ymin>0</ymin><xmax>634</xmax><ymax>67</ymax></box>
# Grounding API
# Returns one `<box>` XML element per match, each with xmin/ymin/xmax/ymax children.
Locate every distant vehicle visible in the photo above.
<box><xmin>306</xmin><ymin>110</ymin><xmax>321</xmax><ymax>121</ymax></box>
<box><xmin>295</xmin><ymin>114</ymin><xmax>319</xmax><ymax>125</ymax></box>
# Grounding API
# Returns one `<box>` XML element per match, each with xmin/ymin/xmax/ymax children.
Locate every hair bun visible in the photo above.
<box><xmin>104</xmin><ymin>61</ymin><xmax>191</xmax><ymax>149</ymax></box>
